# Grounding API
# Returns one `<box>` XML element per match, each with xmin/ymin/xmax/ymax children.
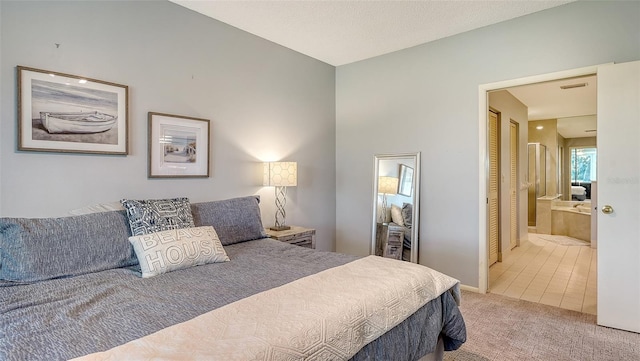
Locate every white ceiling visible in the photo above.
<box><xmin>506</xmin><ymin>75</ymin><xmax>597</xmax><ymax>138</ymax></box>
<box><xmin>170</xmin><ymin>0</ymin><xmax>574</xmax><ymax>66</ymax></box>
<box><xmin>556</xmin><ymin>115</ymin><xmax>597</xmax><ymax>139</ymax></box>
<box><xmin>170</xmin><ymin>0</ymin><xmax>593</xmax><ymax>137</ymax></box>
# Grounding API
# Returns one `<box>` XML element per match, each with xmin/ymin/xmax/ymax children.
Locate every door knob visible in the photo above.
<box><xmin>601</xmin><ymin>205</ymin><xmax>614</xmax><ymax>214</ymax></box>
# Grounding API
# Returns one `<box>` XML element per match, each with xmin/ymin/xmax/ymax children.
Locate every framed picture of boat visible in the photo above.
<box><xmin>17</xmin><ymin>66</ymin><xmax>128</xmax><ymax>155</ymax></box>
<box><xmin>148</xmin><ymin>112</ymin><xmax>210</xmax><ymax>178</ymax></box>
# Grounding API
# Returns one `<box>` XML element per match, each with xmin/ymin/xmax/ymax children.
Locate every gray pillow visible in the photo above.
<box><xmin>402</xmin><ymin>203</ymin><xmax>413</xmax><ymax>228</ymax></box>
<box><xmin>191</xmin><ymin>196</ymin><xmax>267</xmax><ymax>245</ymax></box>
<box><xmin>121</xmin><ymin>197</ymin><xmax>195</xmax><ymax>236</ymax></box>
<box><xmin>0</xmin><ymin>211</ymin><xmax>137</xmax><ymax>282</ymax></box>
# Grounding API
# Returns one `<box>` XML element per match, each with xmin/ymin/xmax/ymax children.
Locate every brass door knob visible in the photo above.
<box><xmin>601</xmin><ymin>205</ymin><xmax>614</xmax><ymax>214</ymax></box>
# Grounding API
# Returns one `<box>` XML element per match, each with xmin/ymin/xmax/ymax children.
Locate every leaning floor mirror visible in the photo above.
<box><xmin>371</xmin><ymin>152</ymin><xmax>420</xmax><ymax>263</ymax></box>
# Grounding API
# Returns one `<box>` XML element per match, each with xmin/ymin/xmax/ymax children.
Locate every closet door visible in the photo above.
<box><xmin>488</xmin><ymin>111</ymin><xmax>499</xmax><ymax>265</ymax></box>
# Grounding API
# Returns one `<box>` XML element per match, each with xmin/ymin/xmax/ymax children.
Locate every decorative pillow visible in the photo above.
<box><xmin>402</xmin><ymin>203</ymin><xmax>413</xmax><ymax>228</ymax></box>
<box><xmin>0</xmin><ymin>211</ymin><xmax>137</xmax><ymax>282</ymax></box>
<box><xmin>191</xmin><ymin>196</ymin><xmax>267</xmax><ymax>246</ymax></box>
<box><xmin>121</xmin><ymin>198</ymin><xmax>195</xmax><ymax>236</ymax></box>
<box><xmin>390</xmin><ymin>204</ymin><xmax>404</xmax><ymax>226</ymax></box>
<box><xmin>129</xmin><ymin>226</ymin><xmax>229</xmax><ymax>278</ymax></box>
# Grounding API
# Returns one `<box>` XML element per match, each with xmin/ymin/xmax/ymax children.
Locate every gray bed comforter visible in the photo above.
<box><xmin>0</xmin><ymin>239</ymin><xmax>465</xmax><ymax>361</ymax></box>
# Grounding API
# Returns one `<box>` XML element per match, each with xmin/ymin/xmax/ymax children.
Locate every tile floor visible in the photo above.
<box><xmin>488</xmin><ymin>233</ymin><xmax>597</xmax><ymax>314</ymax></box>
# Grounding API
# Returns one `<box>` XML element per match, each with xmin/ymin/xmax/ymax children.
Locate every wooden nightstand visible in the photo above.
<box><xmin>375</xmin><ymin>223</ymin><xmax>403</xmax><ymax>260</ymax></box>
<box><xmin>264</xmin><ymin>226</ymin><xmax>316</xmax><ymax>249</ymax></box>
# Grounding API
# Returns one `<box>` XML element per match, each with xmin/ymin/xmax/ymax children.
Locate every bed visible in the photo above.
<box><xmin>0</xmin><ymin>196</ymin><xmax>465</xmax><ymax>360</ymax></box>
<box><xmin>571</xmin><ymin>185</ymin><xmax>587</xmax><ymax>201</ymax></box>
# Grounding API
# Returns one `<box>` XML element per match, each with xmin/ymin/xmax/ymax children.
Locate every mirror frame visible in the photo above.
<box><xmin>371</xmin><ymin>152</ymin><xmax>420</xmax><ymax>263</ymax></box>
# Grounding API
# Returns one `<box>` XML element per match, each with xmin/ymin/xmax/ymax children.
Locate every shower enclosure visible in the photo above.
<box><xmin>528</xmin><ymin>143</ymin><xmax>548</xmax><ymax>227</ymax></box>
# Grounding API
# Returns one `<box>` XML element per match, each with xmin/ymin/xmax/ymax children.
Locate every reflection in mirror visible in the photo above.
<box><xmin>569</xmin><ymin>147</ymin><xmax>596</xmax><ymax>201</ymax></box>
<box><xmin>371</xmin><ymin>153</ymin><xmax>420</xmax><ymax>263</ymax></box>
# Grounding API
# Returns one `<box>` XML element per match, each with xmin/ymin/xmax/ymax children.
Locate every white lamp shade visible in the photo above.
<box><xmin>263</xmin><ymin>162</ymin><xmax>298</xmax><ymax>187</ymax></box>
<box><xmin>378</xmin><ymin>176</ymin><xmax>398</xmax><ymax>194</ymax></box>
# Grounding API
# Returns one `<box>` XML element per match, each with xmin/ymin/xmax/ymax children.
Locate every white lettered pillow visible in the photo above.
<box><xmin>129</xmin><ymin>226</ymin><xmax>230</xmax><ymax>278</ymax></box>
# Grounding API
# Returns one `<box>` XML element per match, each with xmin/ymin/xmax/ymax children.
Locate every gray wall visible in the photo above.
<box><xmin>336</xmin><ymin>1</ymin><xmax>640</xmax><ymax>286</ymax></box>
<box><xmin>0</xmin><ymin>1</ymin><xmax>337</xmax><ymax>251</ymax></box>
<box><xmin>0</xmin><ymin>2</ymin><xmax>3</xmax><ymax>211</ymax></box>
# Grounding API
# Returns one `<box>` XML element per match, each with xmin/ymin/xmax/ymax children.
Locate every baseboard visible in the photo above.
<box><xmin>459</xmin><ymin>284</ymin><xmax>481</xmax><ymax>293</ymax></box>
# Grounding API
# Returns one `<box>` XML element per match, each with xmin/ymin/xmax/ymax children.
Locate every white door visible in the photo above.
<box><xmin>597</xmin><ymin>61</ymin><xmax>640</xmax><ymax>333</ymax></box>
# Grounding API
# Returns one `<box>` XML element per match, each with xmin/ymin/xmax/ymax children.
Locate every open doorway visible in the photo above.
<box><xmin>481</xmin><ymin>68</ymin><xmax>597</xmax><ymax>315</ymax></box>
<box><xmin>488</xmin><ymin>75</ymin><xmax>597</xmax><ymax>314</ymax></box>
<box><xmin>480</xmin><ymin>61</ymin><xmax>640</xmax><ymax>333</ymax></box>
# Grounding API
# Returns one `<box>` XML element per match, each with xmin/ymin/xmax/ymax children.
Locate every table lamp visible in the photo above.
<box><xmin>263</xmin><ymin>161</ymin><xmax>297</xmax><ymax>231</ymax></box>
<box><xmin>378</xmin><ymin>176</ymin><xmax>398</xmax><ymax>223</ymax></box>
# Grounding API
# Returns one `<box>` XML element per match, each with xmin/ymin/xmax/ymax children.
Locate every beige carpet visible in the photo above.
<box><xmin>443</xmin><ymin>290</ymin><xmax>640</xmax><ymax>361</ymax></box>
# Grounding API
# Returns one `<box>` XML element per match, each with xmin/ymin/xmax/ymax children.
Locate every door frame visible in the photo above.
<box><xmin>509</xmin><ymin>119</ymin><xmax>519</xmax><ymax>251</ymax></box>
<box><xmin>477</xmin><ymin>64</ymin><xmax>608</xmax><ymax>293</ymax></box>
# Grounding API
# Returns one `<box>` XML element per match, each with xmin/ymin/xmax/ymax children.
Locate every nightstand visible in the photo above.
<box><xmin>375</xmin><ymin>223</ymin><xmax>403</xmax><ymax>260</ymax></box>
<box><xmin>265</xmin><ymin>226</ymin><xmax>316</xmax><ymax>249</ymax></box>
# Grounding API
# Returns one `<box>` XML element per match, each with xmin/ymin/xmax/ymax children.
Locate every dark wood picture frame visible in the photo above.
<box><xmin>148</xmin><ymin>112</ymin><xmax>210</xmax><ymax>178</ymax></box>
<box><xmin>17</xmin><ymin>66</ymin><xmax>128</xmax><ymax>155</ymax></box>
<box><xmin>398</xmin><ymin>164</ymin><xmax>414</xmax><ymax>197</ymax></box>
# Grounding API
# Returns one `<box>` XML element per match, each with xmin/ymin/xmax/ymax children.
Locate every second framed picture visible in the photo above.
<box><xmin>148</xmin><ymin>112</ymin><xmax>210</xmax><ymax>178</ymax></box>
<box><xmin>398</xmin><ymin>164</ymin><xmax>414</xmax><ymax>197</ymax></box>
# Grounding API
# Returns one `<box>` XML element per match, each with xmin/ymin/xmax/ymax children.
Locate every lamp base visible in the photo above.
<box><xmin>269</xmin><ymin>225</ymin><xmax>291</xmax><ymax>231</ymax></box>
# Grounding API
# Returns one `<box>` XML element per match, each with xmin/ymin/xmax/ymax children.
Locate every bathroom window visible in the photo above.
<box><xmin>570</xmin><ymin>147</ymin><xmax>597</xmax><ymax>182</ymax></box>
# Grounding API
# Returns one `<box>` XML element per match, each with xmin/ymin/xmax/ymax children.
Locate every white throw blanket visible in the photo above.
<box><xmin>73</xmin><ymin>256</ymin><xmax>460</xmax><ymax>361</ymax></box>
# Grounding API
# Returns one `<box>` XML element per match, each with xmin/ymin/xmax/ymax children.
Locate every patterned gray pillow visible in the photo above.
<box><xmin>121</xmin><ymin>198</ymin><xmax>195</xmax><ymax>236</ymax></box>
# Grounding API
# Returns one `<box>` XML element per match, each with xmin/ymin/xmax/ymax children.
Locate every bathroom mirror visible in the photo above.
<box><xmin>371</xmin><ymin>152</ymin><xmax>420</xmax><ymax>263</ymax></box>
